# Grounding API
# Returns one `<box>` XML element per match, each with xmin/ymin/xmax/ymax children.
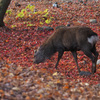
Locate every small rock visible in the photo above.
<box><xmin>89</xmin><ymin>19</ymin><xmax>97</xmax><ymax>23</ymax></box>
<box><xmin>37</xmin><ymin>26</ymin><xmax>54</xmax><ymax>31</ymax></box>
<box><xmin>96</xmin><ymin>59</ymin><xmax>100</xmax><ymax>65</ymax></box>
<box><xmin>53</xmin><ymin>2</ymin><xmax>59</xmax><ymax>8</ymax></box>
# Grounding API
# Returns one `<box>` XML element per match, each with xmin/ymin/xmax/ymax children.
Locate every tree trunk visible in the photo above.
<box><xmin>0</xmin><ymin>0</ymin><xmax>11</xmax><ymax>27</ymax></box>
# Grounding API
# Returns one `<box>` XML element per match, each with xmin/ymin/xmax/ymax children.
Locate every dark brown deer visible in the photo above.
<box><xmin>34</xmin><ymin>26</ymin><xmax>99</xmax><ymax>75</ymax></box>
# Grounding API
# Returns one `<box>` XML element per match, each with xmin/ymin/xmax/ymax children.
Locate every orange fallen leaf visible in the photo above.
<box><xmin>39</xmin><ymin>94</ymin><xmax>43</xmax><ymax>99</ymax></box>
<box><xmin>0</xmin><ymin>90</ymin><xmax>4</xmax><ymax>93</ymax></box>
<box><xmin>5</xmin><ymin>64</ymin><xmax>10</xmax><ymax>68</ymax></box>
<box><xmin>5</xmin><ymin>40</ymin><xmax>9</xmax><ymax>42</ymax></box>
<box><xmin>25</xmin><ymin>96</ymin><xmax>30</xmax><ymax>100</ymax></box>
<box><xmin>97</xmin><ymin>68</ymin><xmax>100</xmax><ymax>71</ymax></box>
<box><xmin>36</xmin><ymin>80</ymin><xmax>41</xmax><ymax>84</ymax></box>
<box><xmin>63</xmin><ymin>85</ymin><xmax>69</xmax><ymax>89</ymax></box>
<box><xmin>65</xmin><ymin>82</ymin><xmax>69</xmax><ymax>86</ymax></box>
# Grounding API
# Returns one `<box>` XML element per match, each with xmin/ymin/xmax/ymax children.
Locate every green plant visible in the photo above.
<box><xmin>6</xmin><ymin>9</ymin><xmax>12</xmax><ymax>15</ymax></box>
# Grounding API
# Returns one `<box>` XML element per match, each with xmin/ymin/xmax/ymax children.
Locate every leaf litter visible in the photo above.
<box><xmin>0</xmin><ymin>0</ymin><xmax>100</xmax><ymax>99</ymax></box>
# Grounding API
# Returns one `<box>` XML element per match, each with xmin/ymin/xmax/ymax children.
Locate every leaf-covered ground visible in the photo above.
<box><xmin>0</xmin><ymin>0</ymin><xmax>100</xmax><ymax>99</ymax></box>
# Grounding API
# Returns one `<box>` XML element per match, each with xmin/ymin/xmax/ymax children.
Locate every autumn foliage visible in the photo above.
<box><xmin>0</xmin><ymin>0</ymin><xmax>100</xmax><ymax>99</ymax></box>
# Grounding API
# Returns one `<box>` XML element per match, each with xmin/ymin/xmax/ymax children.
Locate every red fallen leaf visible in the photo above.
<box><xmin>6</xmin><ymin>59</ymin><xmax>12</xmax><ymax>64</ymax></box>
<box><xmin>5</xmin><ymin>64</ymin><xmax>10</xmax><ymax>68</ymax></box>
<box><xmin>49</xmin><ymin>69</ymin><xmax>54</xmax><ymax>74</ymax></box>
<box><xmin>40</xmin><ymin>68</ymin><xmax>47</xmax><ymax>73</ymax></box>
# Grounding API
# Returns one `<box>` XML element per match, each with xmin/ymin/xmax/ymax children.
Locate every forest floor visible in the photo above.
<box><xmin>0</xmin><ymin>0</ymin><xmax>100</xmax><ymax>100</ymax></box>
